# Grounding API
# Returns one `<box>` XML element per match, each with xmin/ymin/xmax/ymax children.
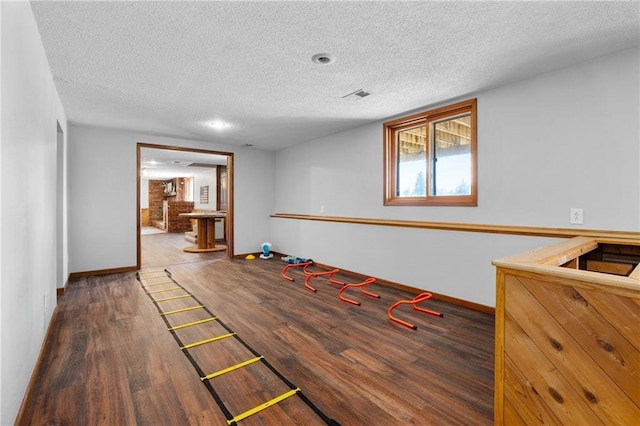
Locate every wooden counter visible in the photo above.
<box><xmin>492</xmin><ymin>237</ymin><xmax>639</xmax><ymax>425</ymax></box>
<box><xmin>179</xmin><ymin>211</ymin><xmax>226</xmax><ymax>253</ymax></box>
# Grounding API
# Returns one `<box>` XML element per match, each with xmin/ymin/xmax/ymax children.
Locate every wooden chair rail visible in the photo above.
<box><xmin>271</xmin><ymin>213</ymin><xmax>640</xmax><ymax>240</ymax></box>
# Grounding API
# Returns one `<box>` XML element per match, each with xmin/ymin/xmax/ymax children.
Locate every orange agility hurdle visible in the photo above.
<box><xmin>281</xmin><ymin>261</ymin><xmax>314</xmax><ymax>282</ymax></box>
<box><xmin>282</xmin><ymin>261</ymin><xmax>345</xmax><ymax>292</ymax></box>
<box><xmin>304</xmin><ymin>268</ymin><xmax>344</xmax><ymax>292</ymax></box>
<box><xmin>387</xmin><ymin>292</ymin><xmax>443</xmax><ymax>330</ymax></box>
<box><xmin>338</xmin><ymin>278</ymin><xmax>379</xmax><ymax>306</ymax></box>
<box><xmin>281</xmin><ymin>259</ymin><xmax>378</xmax><ymax>304</ymax></box>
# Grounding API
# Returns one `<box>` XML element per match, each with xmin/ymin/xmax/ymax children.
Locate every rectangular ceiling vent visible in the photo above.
<box><xmin>187</xmin><ymin>162</ymin><xmax>218</xmax><ymax>168</ymax></box>
<box><xmin>342</xmin><ymin>89</ymin><xmax>371</xmax><ymax>101</ymax></box>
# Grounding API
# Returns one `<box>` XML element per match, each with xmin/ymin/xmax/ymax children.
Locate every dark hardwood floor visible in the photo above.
<box><xmin>18</xmin><ymin>233</ymin><xmax>494</xmax><ymax>425</ymax></box>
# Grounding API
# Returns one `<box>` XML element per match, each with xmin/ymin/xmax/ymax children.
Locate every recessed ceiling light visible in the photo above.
<box><xmin>312</xmin><ymin>53</ymin><xmax>335</xmax><ymax>65</ymax></box>
<box><xmin>210</xmin><ymin>121</ymin><xmax>228</xmax><ymax>129</ymax></box>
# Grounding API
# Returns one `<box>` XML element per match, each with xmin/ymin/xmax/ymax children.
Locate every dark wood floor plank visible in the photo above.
<box><xmin>18</xmin><ymin>233</ymin><xmax>494</xmax><ymax>425</ymax></box>
<box><xmin>131</xmin><ymin>380</ymin><xmax>190</xmax><ymax>426</ymax></box>
<box><xmin>85</xmin><ymin>349</ymin><xmax>137</xmax><ymax>425</ymax></box>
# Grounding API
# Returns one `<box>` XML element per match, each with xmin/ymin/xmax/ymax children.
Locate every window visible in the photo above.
<box><xmin>383</xmin><ymin>98</ymin><xmax>477</xmax><ymax>206</ymax></box>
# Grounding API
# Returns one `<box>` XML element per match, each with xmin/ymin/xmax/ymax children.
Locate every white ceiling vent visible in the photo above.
<box><xmin>342</xmin><ymin>89</ymin><xmax>371</xmax><ymax>101</ymax></box>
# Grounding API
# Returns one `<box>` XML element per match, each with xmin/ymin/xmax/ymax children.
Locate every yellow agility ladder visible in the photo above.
<box><xmin>136</xmin><ymin>268</ymin><xmax>339</xmax><ymax>425</ymax></box>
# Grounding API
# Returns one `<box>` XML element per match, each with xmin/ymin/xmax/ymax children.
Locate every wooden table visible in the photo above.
<box><xmin>179</xmin><ymin>212</ymin><xmax>226</xmax><ymax>253</ymax></box>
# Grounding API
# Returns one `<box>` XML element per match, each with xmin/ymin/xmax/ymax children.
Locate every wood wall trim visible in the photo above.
<box><xmin>56</xmin><ymin>276</ymin><xmax>70</xmax><ymax>297</ymax></box>
<box><xmin>232</xmin><ymin>251</ymin><xmax>287</xmax><ymax>260</ymax></box>
<box><xmin>14</xmin><ymin>306</ymin><xmax>59</xmax><ymax>425</ymax></box>
<box><xmin>233</xmin><ymin>253</ymin><xmax>254</xmax><ymax>259</ymax></box>
<box><xmin>69</xmin><ymin>265</ymin><xmax>138</xmax><ymax>279</ymax></box>
<box><xmin>271</xmin><ymin>213</ymin><xmax>640</xmax><ymax>240</ymax></box>
<box><xmin>226</xmin><ymin>154</ymin><xmax>235</xmax><ymax>257</ymax></box>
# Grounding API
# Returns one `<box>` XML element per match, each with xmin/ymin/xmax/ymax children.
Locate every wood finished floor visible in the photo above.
<box><xmin>19</xmin><ymin>233</ymin><xmax>495</xmax><ymax>425</ymax></box>
<box><xmin>141</xmin><ymin>232</ymin><xmax>227</xmax><ymax>269</ymax></box>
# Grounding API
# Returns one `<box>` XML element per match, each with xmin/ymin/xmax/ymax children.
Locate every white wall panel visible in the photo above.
<box><xmin>68</xmin><ymin>126</ymin><xmax>275</xmax><ymax>272</ymax></box>
<box><xmin>0</xmin><ymin>2</ymin><xmax>67</xmax><ymax>423</ymax></box>
<box><xmin>272</xmin><ymin>48</ymin><xmax>640</xmax><ymax>307</ymax></box>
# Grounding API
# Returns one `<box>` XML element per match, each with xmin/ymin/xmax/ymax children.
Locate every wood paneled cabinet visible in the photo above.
<box><xmin>492</xmin><ymin>237</ymin><xmax>640</xmax><ymax>425</ymax></box>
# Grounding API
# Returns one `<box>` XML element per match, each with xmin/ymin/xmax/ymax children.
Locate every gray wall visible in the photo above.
<box><xmin>271</xmin><ymin>48</ymin><xmax>640</xmax><ymax>307</ymax></box>
<box><xmin>67</xmin><ymin>126</ymin><xmax>275</xmax><ymax>272</ymax></box>
<box><xmin>1</xmin><ymin>2</ymin><xmax>68</xmax><ymax>423</ymax></box>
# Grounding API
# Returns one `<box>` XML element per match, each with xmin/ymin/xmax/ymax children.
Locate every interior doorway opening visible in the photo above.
<box><xmin>56</xmin><ymin>121</ymin><xmax>65</xmax><ymax>289</ymax></box>
<box><xmin>136</xmin><ymin>143</ymin><xmax>234</xmax><ymax>269</ymax></box>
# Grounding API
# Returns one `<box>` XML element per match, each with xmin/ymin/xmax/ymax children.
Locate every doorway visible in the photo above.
<box><xmin>56</xmin><ymin>121</ymin><xmax>65</xmax><ymax>289</ymax></box>
<box><xmin>136</xmin><ymin>143</ymin><xmax>234</xmax><ymax>269</ymax></box>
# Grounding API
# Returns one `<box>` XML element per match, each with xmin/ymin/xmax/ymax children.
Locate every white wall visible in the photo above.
<box><xmin>68</xmin><ymin>126</ymin><xmax>275</xmax><ymax>272</ymax></box>
<box><xmin>193</xmin><ymin>168</ymin><xmax>217</xmax><ymax>210</ymax></box>
<box><xmin>272</xmin><ymin>48</ymin><xmax>640</xmax><ymax>307</ymax></box>
<box><xmin>140</xmin><ymin>177</ymin><xmax>149</xmax><ymax>209</ymax></box>
<box><xmin>0</xmin><ymin>2</ymin><xmax>68</xmax><ymax>423</ymax></box>
<box><xmin>0</xmin><ymin>2</ymin><xmax>4</xmax><ymax>420</ymax></box>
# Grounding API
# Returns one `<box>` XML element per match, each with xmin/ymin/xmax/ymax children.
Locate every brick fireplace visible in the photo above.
<box><xmin>148</xmin><ymin>178</ymin><xmax>194</xmax><ymax>232</ymax></box>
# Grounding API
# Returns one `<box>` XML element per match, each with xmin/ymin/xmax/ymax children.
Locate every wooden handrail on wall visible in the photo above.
<box><xmin>271</xmin><ymin>213</ymin><xmax>640</xmax><ymax>240</ymax></box>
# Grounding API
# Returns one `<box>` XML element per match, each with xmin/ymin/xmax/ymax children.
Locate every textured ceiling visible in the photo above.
<box><xmin>31</xmin><ymin>1</ymin><xmax>640</xmax><ymax>151</ymax></box>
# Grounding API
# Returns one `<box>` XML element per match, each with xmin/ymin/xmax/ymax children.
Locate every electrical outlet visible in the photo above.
<box><xmin>320</xmin><ymin>205</ymin><xmax>325</xmax><ymax>214</ymax></box>
<box><xmin>570</xmin><ymin>208</ymin><xmax>584</xmax><ymax>224</ymax></box>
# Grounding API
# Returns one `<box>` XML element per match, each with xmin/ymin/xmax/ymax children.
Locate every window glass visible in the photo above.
<box><xmin>397</xmin><ymin>126</ymin><xmax>427</xmax><ymax>197</ymax></box>
<box><xmin>432</xmin><ymin>114</ymin><xmax>471</xmax><ymax>196</ymax></box>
